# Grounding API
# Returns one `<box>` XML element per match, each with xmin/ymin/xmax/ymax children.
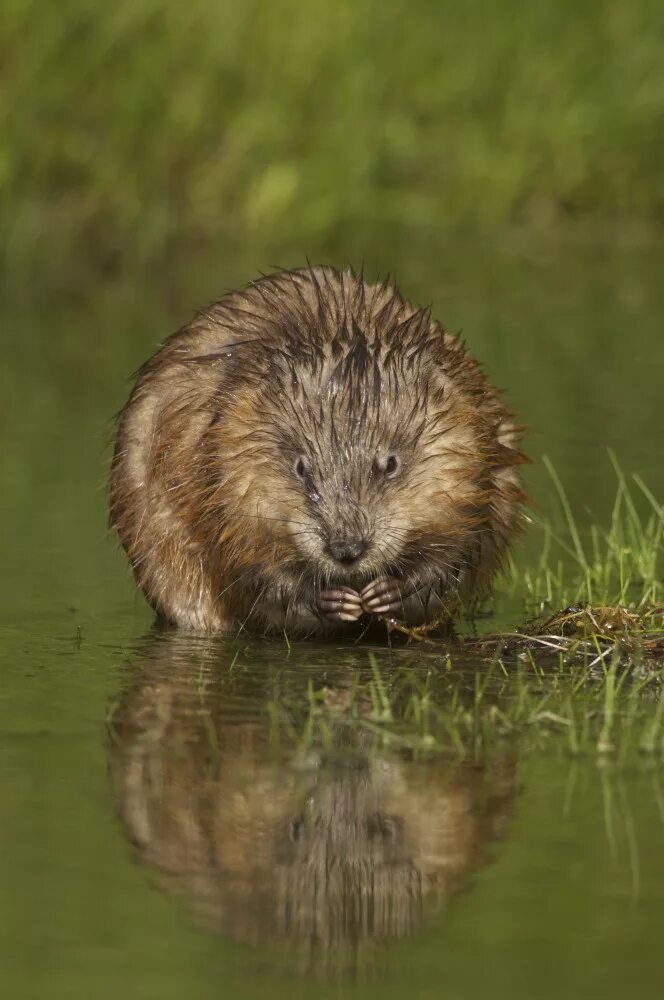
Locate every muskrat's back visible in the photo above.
<box><xmin>110</xmin><ymin>266</ymin><xmax>526</xmax><ymax>634</ymax></box>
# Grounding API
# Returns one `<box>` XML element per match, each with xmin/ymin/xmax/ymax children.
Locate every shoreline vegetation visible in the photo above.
<box><xmin>382</xmin><ymin>455</ymin><xmax>662</xmax><ymax>663</ymax></box>
<box><xmin>4</xmin><ymin>1</ymin><xmax>664</xmax><ymax>291</ymax></box>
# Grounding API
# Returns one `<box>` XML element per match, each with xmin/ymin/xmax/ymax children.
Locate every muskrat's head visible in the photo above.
<box><xmin>206</xmin><ymin>268</ymin><xmax>524</xmax><ymax>598</ymax></box>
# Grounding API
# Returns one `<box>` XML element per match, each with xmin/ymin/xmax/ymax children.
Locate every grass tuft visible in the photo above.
<box><xmin>506</xmin><ymin>456</ymin><xmax>663</xmax><ymax>612</ymax></box>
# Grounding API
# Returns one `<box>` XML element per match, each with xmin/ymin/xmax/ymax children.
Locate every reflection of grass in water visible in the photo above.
<box><xmin>263</xmin><ymin>651</ymin><xmax>664</xmax><ymax>767</ymax></box>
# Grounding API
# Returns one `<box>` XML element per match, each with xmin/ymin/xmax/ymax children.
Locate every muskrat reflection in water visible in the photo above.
<box><xmin>110</xmin><ymin>266</ymin><xmax>526</xmax><ymax>636</ymax></box>
<box><xmin>108</xmin><ymin>637</ymin><xmax>517</xmax><ymax>976</ymax></box>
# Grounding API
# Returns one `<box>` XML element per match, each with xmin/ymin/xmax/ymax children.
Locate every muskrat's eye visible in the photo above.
<box><xmin>374</xmin><ymin>452</ymin><xmax>400</xmax><ymax>479</ymax></box>
<box><xmin>294</xmin><ymin>455</ymin><xmax>310</xmax><ymax>480</ymax></box>
<box><xmin>294</xmin><ymin>454</ymin><xmax>321</xmax><ymax>502</ymax></box>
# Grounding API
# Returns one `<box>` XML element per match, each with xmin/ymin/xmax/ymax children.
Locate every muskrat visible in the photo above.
<box><xmin>110</xmin><ymin>265</ymin><xmax>526</xmax><ymax>635</ymax></box>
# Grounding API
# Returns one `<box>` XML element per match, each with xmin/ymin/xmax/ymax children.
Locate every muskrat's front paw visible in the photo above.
<box><xmin>318</xmin><ymin>587</ymin><xmax>363</xmax><ymax>622</ymax></box>
<box><xmin>361</xmin><ymin>577</ymin><xmax>404</xmax><ymax>616</ymax></box>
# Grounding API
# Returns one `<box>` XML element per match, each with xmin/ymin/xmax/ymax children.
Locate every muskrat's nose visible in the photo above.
<box><xmin>326</xmin><ymin>535</ymin><xmax>368</xmax><ymax>565</ymax></box>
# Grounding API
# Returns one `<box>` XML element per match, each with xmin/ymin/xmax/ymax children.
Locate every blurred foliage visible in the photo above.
<box><xmin>2</xmin><ymin>0</ymin><xmax>664</xmax><ymax>290</ymax></box>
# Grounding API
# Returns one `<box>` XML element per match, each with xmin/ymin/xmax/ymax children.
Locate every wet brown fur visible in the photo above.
<box><xmin>109</xmin><ymin>265</ymin><xmax>527</xmax><ymax>634</ymax></box>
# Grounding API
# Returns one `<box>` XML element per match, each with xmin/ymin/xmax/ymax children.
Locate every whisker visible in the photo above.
<box><xmin>235</xmin><ymin>583</ymin><xmax>269</xmax><ymax>637</ymax></box>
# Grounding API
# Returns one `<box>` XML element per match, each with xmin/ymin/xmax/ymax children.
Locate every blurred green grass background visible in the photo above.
<box><xmin>3</xmin><ymin>0</ymin><xmax>664</xmax><ymax>292</ymax></box>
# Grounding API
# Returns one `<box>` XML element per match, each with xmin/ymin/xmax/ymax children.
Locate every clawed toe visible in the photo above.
<box><xmin>360</xmin><ymin>577</ymin><xmax>404</xmax><ymax>616</ymax></box>
<box><xmin>317</xmin><ymin>579</ymin><xmax>407</xmax><ymax>623</ymax></box>
<box><xmin>318</xmin><ymin>586</ymin><xmax>363</xmax><ymax>622</ymax></box>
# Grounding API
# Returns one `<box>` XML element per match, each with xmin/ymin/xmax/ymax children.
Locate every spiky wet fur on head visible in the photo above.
<box><xmin>110</xmin><ymin>266</ymin><xmax>526</xmax><ymax>634</ymax></box>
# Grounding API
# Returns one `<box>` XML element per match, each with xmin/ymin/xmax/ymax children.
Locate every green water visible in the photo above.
<box><xmin>2</xmin><ymin>236</ymin><xmax>664</xmax><ymax>998</ymax></box>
